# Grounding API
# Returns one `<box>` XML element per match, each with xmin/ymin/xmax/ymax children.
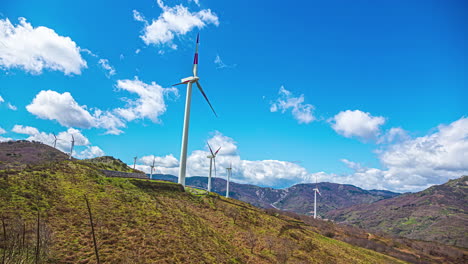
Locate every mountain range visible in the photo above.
<box><xmin>150</xmin><ymin>174</ymin><xmax>400</xmax><ymax>217</ymax></box>
<box><xmin>327</xmin><ymin>176</ymin><xmax>468</xmax><ymax>248</ymax></box>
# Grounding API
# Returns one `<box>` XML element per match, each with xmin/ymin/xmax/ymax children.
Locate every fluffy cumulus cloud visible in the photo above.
<box><xmin>26</xmin><ymin>77</ymin><xmax>176</xmax><ymax>135</ymax></box>
<box><xmin>75</xmin><ymin>146</ymin><xmax>105</xmax><ymax>159</ymax></box>
<box><xmin>26</xmin><ymin>90</ymin><xmax>96</xmax><ymax>128</ymax></box>
<box><xmin>330</xmin><ymin>110</ymin><xmax>386</xmax><ymax>141</ymax></box>
<box><xmin>377</xmin><ymin>127</ymin><xmax>409</xmax><ymax>144</ymax></box>
<box><xmin>270</xmin><ymin>86</ymin><xmax>315</xmax><ymax>124</ymax></box>
<box><xmin>115</xmin><ymin>77</ymin><xmax>178</xmax><ymax>123</ymax></box>
<box><xmin>134</xmin><ymin>0</ymin><xmax>219</xmax><ymax>49</ymax></box>
<box><xmin>0</xmin><ymin>17</ymin><xmax>86</xmax><ymax>75</ymax></box>
<box><xmin>12</xmin><ymin>125</ymin><xmax>39</xmax><ymax>135</ymax></box>
<box><xmin>328</xmin><ymin>117</ymin><xmax>468</xmax><ymax>192</ymax></box>
<box><xmin>135</xmin><ymin>131</ymin><xmax>312</xmax><ymax>188</ymax></box>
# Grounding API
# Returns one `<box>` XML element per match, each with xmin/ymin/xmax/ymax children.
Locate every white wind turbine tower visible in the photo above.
<box><xmin>133</xmin><ymin>156</ymin><xmax>137</xmax><ymax>170</ymax></box>
<box><xmin>150</xmin><ymin>157</ymin><xmax>156</xmax><ymax>179</ymax></box>
<box><xmin>225</xmin><ymin>163</ymin><xmax>232</xmax><ymax>198</ymax></box>
<box><xmin>313</xmin><ymin>174</ymin><xmax>321</xmax><ymax>219</ymax></box>
<box><xmin>52</xmin><ymin>133</ymin><xmax>58</xmax><ymax>149</ymax></box>
<box><xmin>173</xmin><ymin>33</ymin><xmax>218</xmax><ymax>187</ymax></box>
<box><xmin>206</xmin><ymin>142</ymin><xmax>221</xmax><ymax>193</ymax></box>
<box><xmin>69</xmin><ymin>135</ymin><xmax>75</xmax><ymax>160</ymax></box>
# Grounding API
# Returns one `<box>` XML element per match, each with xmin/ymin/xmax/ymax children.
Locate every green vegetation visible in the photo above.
<box><xmin>81</xmin><ymin>156</ymin><xmax>142</xmax><ymax>173</ymax></box>
<box><xmin>0</xmin><ymin>160</ymin><xmax>408</xmax><ymax>263</ymax></box>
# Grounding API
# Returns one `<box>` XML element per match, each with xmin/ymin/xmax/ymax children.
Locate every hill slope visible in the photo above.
<box><xmin>327</xmin><ymin>176</ymin><xmax>468</xmax><ymax>248</ymax></box>
<box><xmin>151</xmin><ymin>174</ymin><xmax>400</xmax><ymax>216</ymax></box>
<box><xmin>0</xmin><ymin>140</ymin><xmax>69</xmax><ymax>169</ymax></box>
<box><xmin>0</xmin><ymin>159</ymin><xmax>406</xmax><ymax>263</ymax></box>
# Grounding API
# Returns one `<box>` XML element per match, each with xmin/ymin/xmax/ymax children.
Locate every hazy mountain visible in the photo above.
<box><xmin>327</xmin><ymin>176</ymin><xmax>468</xmax><ymax>248</ymax></box>
<box><xmin>151</xmin><ymin>174</ymin><xmax>400</xmax><ymax>216</ymax></box>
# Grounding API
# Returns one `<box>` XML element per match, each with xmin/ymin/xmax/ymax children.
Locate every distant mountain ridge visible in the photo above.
<box><xmin>327</xmin><ymin>176</ymin><xmax>468</xmax><ymax>248</ymax></box>
<box><xmin>150</xmin><ymin>174</ymin><xmax>400</xmax><ymax>216</ymax></box>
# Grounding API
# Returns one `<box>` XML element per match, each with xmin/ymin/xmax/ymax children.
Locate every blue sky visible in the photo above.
<box><xmin>0</xmin><ymin>0</ymin><xmax>466</xmax><ymax>192</ymax></box>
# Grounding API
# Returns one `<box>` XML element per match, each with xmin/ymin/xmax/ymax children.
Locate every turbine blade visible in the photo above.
<box><xmin>193</xmin><ymin>33</ymin><xmax>199</xmax><ymax>76</ymax></box>
<box><xmin>207</xmin><ymin>142</ymin><xmax>214</xmax><ymax>156</ymax></box>
<box><xmin>172</xmin><ymin>81</ymin><xmax>190</xmax><ymax>86</ymax></box>
<box><xmin>196</xmin><ymin>81</ymin><xmax>217</xmax><ymax>117</ymax></box>
<box><xmin>214</xmin><ymin>147</ymin><xmax>221</xmax><ymax>155</ymax></box>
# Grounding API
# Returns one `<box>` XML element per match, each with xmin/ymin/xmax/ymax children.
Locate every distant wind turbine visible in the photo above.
<box><xmin>225</xmin><ymin>163</ymin><xmax>232</xmax><ymax>198</ymax></box>
<box><xmin>206</xmin><ymin>142</ymin><xmax>221</xmax><ymax>193</ymax></box>
<box><xmin>313</xmin><ymin>175</ymin><xmax>321</xmax><ymax>219</ymax></box>
<box><xmin>150</xmin><ymin>157</ymin><xmax>156</xmax><ymax>179</ymax></box>
<box><xmin>52</xmin><ymin>133</ymin><xmax>58</xmax><ymax>149</ymax></box>
<box><xmin>69</xmin><ymin>135</ymin><xmax>75</xmax><ymax>160</ymax></box>
<box><xmin>133</xmin><ymin>156</ymin><xmax>137</xmax><ymax>170</ymax></box>
<box><xmin>173</xmin><ymin>33</ymin><xmax>218</xmax><ymax>187</ymax></box>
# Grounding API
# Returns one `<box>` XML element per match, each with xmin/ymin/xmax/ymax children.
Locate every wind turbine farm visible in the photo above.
<box><xmin>0</xmin><ymin>0</ymin><xmax>466</xmax><ymax>263</ymax></box>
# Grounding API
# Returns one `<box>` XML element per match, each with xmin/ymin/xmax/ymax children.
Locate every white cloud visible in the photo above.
<box><xmin>92</xmin><ymin>109</ymin><xmax>126</xmax><ymax>135</ymax></box>
<box><xmin>26</xmin><ymin>90</ymin><xmax>96</xmax><ymax>128</ymax></box>
<box><xmin>98</xmin><ymin>59</ymin><xmax>116</xmax><ymax>77</ymax></box>
<box><xmin>140</xmin><ymin>154</ymin><xmax>179</xmax><ymax>168</ymax></box>
<box><xmin>270</xmin><ymin>86</ymin><xmax>315</xmax><ymax>124</ymax></box>
<box><xmin>12</xmin><ymin>125</ymin><xmax>39</xmax><ymax>135</ymax></box>
<box><xmin>214</xmin><ymin>54</ymin><xmax>235</xmax><ymax>69</ymax></box>
<box><xmin>115</xmin><ymin>77</ymin><xmax>178</xmax><ymax>123</ymax></box>
<box><xmin>0</xmin><ymin>126</ymin><xmax>11</xmax><ymax>142</ymax></box>
<box><xmin>26</xmin><ymin>90</ymin><xmax>126</xmax><ymax>134</ymax></box>
<box><xmin>7</xmin><ymin>102</ymin><xmax>17</xmax><ymax>110</ymax></box>
<box><xmin>377</xmin><ymin>127</ymin><xmax>409</xmax><ymax>144</ymax></box>
<box><xmin>0</xmin><ymin>95</ymin><xmax>4</xmax><ymax>103</ymax></box>
<box><xmin>330</xmin><ymin>110</ymin><xmax>385</xmax><ymax>141</ymax></box>
<box><xmin>188</xmin><ymin>0</ymin><xmax>200</xmax><ymax>7</ymax></box>
<box><xmin>330</xmin><ymin>117</ymin><xmax>468</xmax><ymax>192</ymax></box>
<box><xmin>134</xmin><ymin>0</ymin><xmax>219</xmax><ymax>48</ymax></box>
<box><xmin>136</xmin><ymin>131</ymin><xmax>311</xmax><ymax>188</ymax></box>
<box><xmin>26</xmin><ymin>77</ymin><xmax>177</xmax><ymax>135</ymax></box>
<box><xmin>0</xmin><ymin>17</ymin><xmax>86</xmax><ymax>75</ymax></box>
<box><xmin>135</xmin><ymin>118</ymin><xmax>468</xmax><ymax>192</ymax></box>
<box><xmin>76</xmin><ymin>146</ymin><xmax>105</xmax><ymax>159</ymax></box>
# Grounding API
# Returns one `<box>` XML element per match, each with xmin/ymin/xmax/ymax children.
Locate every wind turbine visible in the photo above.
<box><xmin>133</xmin><ymin>156</ymin><xmax>137</xmax><ymax>170</ymax></box>
<box><xmin>150</xmin><ymin>157</ymin><xmax>156</xmax><ymax>179</ymax></box>
<box><xmin>206</xmin><ymin>142</ymin><xmax>221</xmax><ymax>193</ymax></box>
<box><xmin>313</xmin><ymin>175</ymin><xmax>321</xmax><ymax>219</ymax></box>
<box><xmin>69</xmin><ymin>135</ymin><xmax>75</xmax><ymax>160</ymax></box>
<box><xmin>52</xmin><ymin>133</ymin><xmax>58</xmax><ymax>149</ymax></box>
<box><xmin>173</xmin><ymin>33</ymin><xmax>217</xmax><ymax>187</ymax></box>
<box><xmin>225</xmin><ymin>163</ymin><xmax>232</xmax><ymax>198</ymax></box>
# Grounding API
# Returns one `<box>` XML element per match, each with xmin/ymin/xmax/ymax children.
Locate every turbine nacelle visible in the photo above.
<box><xmin>182</xmin><ymin>76</ymin><xmax>199</xmax><ymax>83</ymax></box>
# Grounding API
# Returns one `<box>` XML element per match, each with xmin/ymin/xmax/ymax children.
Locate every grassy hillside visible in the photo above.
<box><xmin>0</xmin><ymin>160</ymin><xmax>408</xmax><ymax>263</ymax></box>
<box><xmin>82</xmin><ymin>156</ymin><xmax>142</xmax><ymax>173</ymax></box>
<box><xmin>327</xmin><ymin>176</ymin><xmax>468</xmax><ymax>248</ymax></box>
